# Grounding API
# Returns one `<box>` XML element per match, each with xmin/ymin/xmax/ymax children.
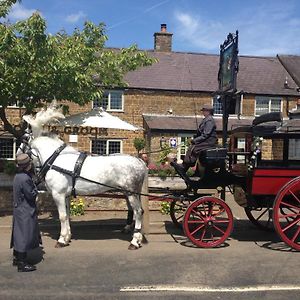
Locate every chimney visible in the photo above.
<box><xmin>154</xmin><ymin>24</ymin><xmax>173</xmax><ymax>52</ymax></box>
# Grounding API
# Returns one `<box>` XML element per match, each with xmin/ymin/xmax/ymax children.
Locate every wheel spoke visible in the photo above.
<box><xmin>281</xmin><ymin>217</ymin><xmax>300</xmax><ymax>232</ymax></box>
<box><xmin>190</xmin><ymin>224</ymin><xmax>205</xmax><ymax>236</ymax></box>
<box><xmin>291</xmin><ymin>225</ymin><xmax>300</xmax><ymax>243</ymax></box>
<box><xmin>212</xmin><ymin>224</ymin><xmax>225</xmax><ymax>234</ymax></box>
<box><xmin>289</xmin><ymin>189</ymin><xmax>300</xmax><ymax>205</ymax></box>
<box><xmin>280</xmin><ymin>201</ymin><xmax>300</xmax><ymax>211</ymax></box>
<box><xmin>255</xmin><ymin>208</ymin><xmax>269</xmax><ymax>221</ymax></box>
<box><xmin>213</xmin><ymin>219</ymin><xmax>230</xmax><ymax>224</ymax></box>
<box><xmin>278</xmin><ymin>212</ymin><xmax>300</xmax><ymax>219</ymax></box>
<box><xmin>191</xmin><ymin>208</ymin><xmax>206</xmax><ymax>221</ymax></box>
<box><xmin>200</xmin><ymin>227</ymin><xmax>207</xmax><ymax>241</ymax></box>
<box><xmin>187</xmin><ymin>219</ymin><xmax>205</xmax><ymax>224</ymax></box>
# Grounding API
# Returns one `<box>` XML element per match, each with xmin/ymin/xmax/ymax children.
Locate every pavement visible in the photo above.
<box><xmin>1</xmin><ymin>197</ymin><xmax>300</xmax><ymax>300</ymax></box>
<box><xmin>0</xmin><ymin>210</ymin><xmax>171</xmax><ymax>233</ymax></box>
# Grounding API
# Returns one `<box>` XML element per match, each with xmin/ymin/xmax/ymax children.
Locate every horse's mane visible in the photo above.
<box><xmin>23</xmin><ymin>102</ymin><xmax>65</xmax><ymax>138</ymax></box>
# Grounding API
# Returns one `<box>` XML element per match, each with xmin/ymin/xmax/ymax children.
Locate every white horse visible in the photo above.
<box><xmin>19</xmin><ymin>106</ymin><xmax>147</xmax><ymax>250</ymax></box>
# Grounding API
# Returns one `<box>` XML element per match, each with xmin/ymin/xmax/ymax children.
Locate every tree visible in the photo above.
<box><xmin>0</xmin><ymin>6</ymin><xmax>155</xmax><ymax>138</ymax></box>
<box><xmin>0</xmin><ymin>0</ymin><xmax>19</xmax><ymax>18</ymax></box>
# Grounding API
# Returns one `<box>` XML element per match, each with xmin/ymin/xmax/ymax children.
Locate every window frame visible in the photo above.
<box><xmin>255</xmin><ymin>96</ymin><xmax>282</xmax><ymax>116</ymax></box>
<box><xmin>212</xmin><ymin>95</ymin><xmax>240</xmax><ymax>116</ymax></box>
<box><xmin>0</xmin><ymin>137</ymin><xmax>17</xmax><ymax>160</ymax></box>
<box><xmin>90</xmin><ymin>139</ymin><xmax>123</xmax><ymax>155</ymax></box>
<box><xmin>92</xmin><ymin>90</ymin><xmax>124</xmax><ymax>112</ymax></box>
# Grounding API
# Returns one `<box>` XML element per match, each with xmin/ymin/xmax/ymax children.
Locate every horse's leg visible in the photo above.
<box><xmin>52</xmin><ymin>192</ymin><xmax>70</xmax><ymax>247</ymax></box>
<box><xmin>65</xmin><ymin>195</ymin><xmax>72</xmax><ymax>243</ymax></box>
<box><xmin>122</xmin><ymin>197</ymin><xmax>134</xmax><ymax>234</ymax></box>
<box><xmin>127</xmin><ymin>194</ymin><xmax>143</xmax><ymax>250</ymax></box>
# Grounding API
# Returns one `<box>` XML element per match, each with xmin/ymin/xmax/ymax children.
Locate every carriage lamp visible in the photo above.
<box><xmin>160</xmin><ymin>136</ymin><xmax>167</xmax><ymax>149</ymax></box>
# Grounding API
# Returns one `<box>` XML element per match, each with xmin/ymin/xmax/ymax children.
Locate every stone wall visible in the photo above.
<box><xmin>0</xmin><ymin>175</ymin><xmax>182</xmax><ymax>214</ymax></box>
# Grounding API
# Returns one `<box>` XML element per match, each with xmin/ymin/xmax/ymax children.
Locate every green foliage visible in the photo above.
<box><xmin>0</xmin><ymin>0</ymin><xmax>19</xmax><ymax>18</ymax></box>
<box><xmin>70</xmin><ymin>197</ymin><xmax>85</xmax><ymax>216</ymax></box>
<box><xmin>160</xmin><ymin>201</ymin><xmax>171</xmax><ymax>215</ymax></box>
<box><xmin>0</xmin><ymin>10</ymin><xmax>156</xmax><ymax>137</ymax></box>
<box><xmin>133</xmin><ymin>137</ymin><xmax>145</xmax><ymax>154</ymax></box>
<box><xmin>158</xmin><ymin>145</ymin><xmax>172</xmax><ymax>164</ymax></box>
<box><xmin>3</xmin><ymin>160</ymin><xmax>17</xmax><ymax>175</ymax></box>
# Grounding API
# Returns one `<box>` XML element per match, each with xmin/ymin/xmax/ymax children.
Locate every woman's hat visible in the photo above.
<box><xmin>16</xmin><ymin>153</ymin><xmax>31</xmax><ymax>168</ymax></box>
<box><xmin>200</xmin><ymin>104</ymin><xmax>214</xmax><ymax>112</ymax></box>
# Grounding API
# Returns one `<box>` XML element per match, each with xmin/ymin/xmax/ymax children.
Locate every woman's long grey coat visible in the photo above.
<box><xmin>10</xmin><ymin>171</ymin><xmax>40</xmax><ymax>252</ymax></box>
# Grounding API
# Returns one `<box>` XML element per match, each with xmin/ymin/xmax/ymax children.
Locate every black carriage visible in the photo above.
<box><xmin>169</xmin><ymin>112</ymin><xmax>300</xmax><ymax>250</ymax></box>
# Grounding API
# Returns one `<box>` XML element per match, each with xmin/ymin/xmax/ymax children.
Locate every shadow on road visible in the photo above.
<box><xmin>162</xmin><ymin>219</ymin><xmax>299</xmax><ymax>252</ymax></box>
<box><xmin>40</xmin><ymin>218</ymin><xmax>132</xmax><ymax>243</ymax></box>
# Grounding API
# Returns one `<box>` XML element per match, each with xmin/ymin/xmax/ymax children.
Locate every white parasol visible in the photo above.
<box><xmin>58</xmin><ymin>109</ymin><xmax>143</xmax><ymax>131</ymax></box>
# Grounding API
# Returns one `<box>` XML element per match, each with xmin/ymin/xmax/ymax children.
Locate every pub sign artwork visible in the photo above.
<box><xmin>218</xmin><ymin>31</ymin><xmax>239</xmax><ymax>92</ymax></box>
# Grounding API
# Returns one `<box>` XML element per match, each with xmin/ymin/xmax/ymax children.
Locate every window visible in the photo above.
<box><xmin>93</xmin><ymin>90</ymin><xmax>124</xmax><ymax>111</ymax></box>
<box><xmin>255</xmin><ymin>97</ymin><xmax>282</xmax><ymax>116</ymax></box>
<box><xmin>177</xmin><ymin>135</ymin><xmax>192</xmax><ymax>161</ymax></box>
<box><xmin>289</xmin><ymin>139</ymin><xmax>300</xmax><ymax>160</ymax></box>
<box><xmin>0</xmin><ymin>138</ymin><xmax>16</xmax><ymax>160</ymax></box>
<box><xmin>91</xmin><ymin>139</ymin><xmax>122</xmax><ymax>155</ymax></box>
<box><xmin>213</xmin><ymin>96</ymin><xmax>223</xmax><ymax>115</ymax></box>
<box><xmin>212</xmin><ymin>95</ymin><xmax>239</xmax><ymax>115</ymax></box>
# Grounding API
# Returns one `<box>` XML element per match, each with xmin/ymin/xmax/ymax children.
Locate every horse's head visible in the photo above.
<box><xmin>22</xmin><ymin>101</ymin><xmax>65</xmax><ymax>139</ymax></box>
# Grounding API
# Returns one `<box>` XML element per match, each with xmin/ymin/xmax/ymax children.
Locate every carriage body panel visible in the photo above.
<box><xmin>250</xmin><ymin>168</ymin><xmax>300</xmax><ymax>195</ymax></box>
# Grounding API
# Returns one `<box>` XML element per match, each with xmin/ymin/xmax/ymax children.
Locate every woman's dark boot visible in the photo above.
<box><xmin>16</xmin><ymin>252</ymin><xmax>36</xmax><ymax>272</ymax></box>
<box><xmin>17</xmin><ymin>261</ymin><xmax>36</xmax><ymax>272</ymax></box>
<box><xmin>12</xmin><ymin>249</ymin><xmax>19</xmax><ymax>266</ymax></box>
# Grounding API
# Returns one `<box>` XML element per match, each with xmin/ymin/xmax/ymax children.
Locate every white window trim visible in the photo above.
<box><xmin>177</xmin><ymin>134</ymin><xmax>192</xmax><ymax>161</ymax></box>
<box><xmin>92</xmin><ymin>90</ymin><xmax>124</xmax><ymax>112</ymax></box>
<box><xmin>254</xmin><ymin>96</ymin><xmax>282</xmax><ymax>116</ymax></box>
<box><xmin>0</xmin><ymin>137</ymin><xmax>17</xmax><ymax>160</ymax></box>
<box><xmin>90</xmin><ymin>139</ymin><xmax>123</xmax><ymax>155</ymax></box>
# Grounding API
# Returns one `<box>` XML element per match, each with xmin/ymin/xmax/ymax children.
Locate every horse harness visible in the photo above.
<box><xmin>35</xmin><ymin>143</ymin><xmax>88</xmax><ymax>198</ymax></box>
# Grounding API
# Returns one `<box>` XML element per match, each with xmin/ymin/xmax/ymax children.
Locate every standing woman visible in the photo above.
<box><xmin>10</xmin><ymin>153</ymin><xmax>40</xmax><ymax>272</ymax></box>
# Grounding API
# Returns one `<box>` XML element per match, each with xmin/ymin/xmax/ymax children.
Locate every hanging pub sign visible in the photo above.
<box><xmin>218</xmin><ymin>31</ymin><xmax>239</xmax><ymax>92</ymax></box>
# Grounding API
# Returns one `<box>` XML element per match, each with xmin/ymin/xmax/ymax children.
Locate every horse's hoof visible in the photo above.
<box><xmin>128</xmin><ymin>244</ymin><xmax>139</xmax><ymax>250</ymax></box>
<box><xmin>55</xmin><ymin>242</ymin><xmax>68</xmax><ymax>248</ymax></box>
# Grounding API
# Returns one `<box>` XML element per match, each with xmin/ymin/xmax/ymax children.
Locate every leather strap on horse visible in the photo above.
<box><xmin>71</xmin><ymin>152</ymin><xmax>88</xmax><ymax>198</ymax></box>
<box><xmin>35</xmin><ymin>143</ymin><xmax>67</xmax><ymax>185</ymax></box>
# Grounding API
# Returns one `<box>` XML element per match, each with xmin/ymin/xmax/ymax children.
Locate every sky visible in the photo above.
<box><xmin>4</xmin><ymin>0</ymin><xmax>300</xmax><ymax>56</ymax></box>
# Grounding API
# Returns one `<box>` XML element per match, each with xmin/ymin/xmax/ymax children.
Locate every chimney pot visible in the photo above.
<box><xmin>154</xmin><ymin>24</ymin><xmax>173</xmax><ymax>52</ymax></box>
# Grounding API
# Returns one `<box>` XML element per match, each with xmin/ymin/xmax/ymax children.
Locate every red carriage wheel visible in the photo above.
<box><xmin>244</xmin><ymin>205</ymin><xmax>274</xmax><ymax>231</ymax></box>
<box><xmin>273</xmin><ymin>176</ymin><xmax>300</xmax><ymax>251</ymax></box>
<box><xmin>183</xmin><ymin>196</ymin><xmax>233</xmax><ymax>248</ymax></box>
<box><xmin>170</xmin><ymin>199</ymin><xmax>191</xmax><ymax>228</ymax></box>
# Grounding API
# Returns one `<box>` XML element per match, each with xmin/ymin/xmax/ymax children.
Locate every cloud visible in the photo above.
<box><xmin>173</xmin><ymin>2</ymin><xmax>300</xmax><ymax>56</ymax></box>
<box><xmin>66</xmin><ymin>11</ymin><xmax>86</xmax><ymax>23</ymax></box>
<box><xmin>8</xmin><ymin>3</ymin><xmax>36</xmax><ymax>21</ymax></box>
<box><xmin>174</xmin><ymin>12</ymin><xmax>224</xmax><ymax>51</ymax></box>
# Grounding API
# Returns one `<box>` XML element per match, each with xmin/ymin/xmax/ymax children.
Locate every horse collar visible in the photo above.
<box><xmin>35</xmin><ymin>143</ymin><xmax>67</xmax><ymax>185</ymax></box>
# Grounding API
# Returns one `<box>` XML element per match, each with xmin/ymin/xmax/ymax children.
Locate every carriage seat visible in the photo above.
<box><xmin>198</xmin><ymin>147</ymin><xmax>227</xmax><ymax>168</ymax></box>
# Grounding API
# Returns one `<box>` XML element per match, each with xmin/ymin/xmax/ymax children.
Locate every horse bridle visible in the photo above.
<box><xmin>17</xmin><ymin>130</ymin><xmax>67</xmax><ymax>183</ymax></box>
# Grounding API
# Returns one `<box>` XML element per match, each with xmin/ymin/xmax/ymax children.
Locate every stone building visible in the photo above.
<box><xmin>1</xmin><ymin>24</ymin><xmax>300</xmax><ymax>166</ymax></box>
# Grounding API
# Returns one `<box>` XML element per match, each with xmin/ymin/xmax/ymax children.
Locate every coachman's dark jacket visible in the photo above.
<box><xmin>184</xmin><ymin>115</ymin><xmax>217</xmax><ymax>166</ymax></box>
<box><xmin>10</xmin><ymin>171</ymin><xmax>40</xmax><ymax>252</ymax></box>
